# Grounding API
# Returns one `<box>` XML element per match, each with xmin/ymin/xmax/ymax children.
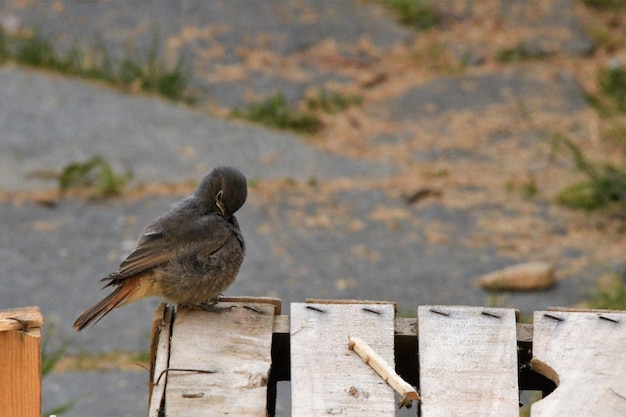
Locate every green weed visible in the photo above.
<box><xmin>496</xmin><ymin>44</ymin><xmax>546</xmax><ymax>63</ymax></box>
<box><xmin>41</xmin><ymin>327</ymin><xmax>67</xmax><ymax>378</ymax></box>
<box><xmin>118</xmin><ymin>34</ymin><xmax>190</xmax><ymax>101</ymax></box>
<box><xmin>505</xmin><ymin>176</ymin><xmax>539</xmax><ymax>199</ymax></box>
<box><xmin>0</xmin><ymin>28</ymin><xmax>193</xmax><ymax>102</ymax></box>
<box><xmin>583</xmin><ymin>0</ymin><xmax>626</xmax><ymax>10</ymax></box>
<box><xmin>375</xmin><ymin>0</ymin><xmax>437</xmax><ymax>31</ymax></box>
<box><xmin>231</xmin><ymin>92</ymin><xmax>322</xmax><ymax>133</ymax></box>
<box><xmin>59</xmin><ymin>156</ymin><xmax>132</xmax><ymax>199</ymax></box>
<box><xmin>41</xmin><ymin>326</ymin><xmax>78</xmax><ymax>416</ymax></box>
<box><xmin>130</xmin><ymin>350</ymin><xmax>152</xmax><ymax>365</ymax></box>
<box><xmin>585</xmin><ymin>274</ymin><xmax>626</xmax><ymax>310</ymax></box>
<box><xmin>551</xmin><ymin>134</ymin><xmax>626</xmax><ymax>211</ymax></box>
<box><xmin>306</xmin><ymin>89</ymin><xmax>362</xmax><ymax>114</ymax></box>
<box><xmin>598</xmin><ymin>65</ymin><xmax>626</xmax><ymax>113</ymax></box>
<box><xmin>521</xmin><ymin>177</ymin><xmax>539</xmax><ymax>199</ymax></box>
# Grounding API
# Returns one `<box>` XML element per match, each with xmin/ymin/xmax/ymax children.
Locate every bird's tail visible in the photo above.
<box><xmin>73</xmin><ymin>277</ymin><xmax>145</xmax><ymax>331</ymax></box>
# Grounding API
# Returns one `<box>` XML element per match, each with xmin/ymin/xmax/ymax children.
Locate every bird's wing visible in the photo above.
<box><xmin>114</xmin><ymin>231</ymin><xmax>173</xmax><ymax>278</ymax></box>
<box><xmin>113</xmin><ymin>214</ymin><xmax>234</xmax><ymax>280</ymax></box>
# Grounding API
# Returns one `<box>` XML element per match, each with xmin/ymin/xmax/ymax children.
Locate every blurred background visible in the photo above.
<box><xmin>0</xmin><ymin>0</ymin><xmax>625</xmax><ymax>415</ymax></box>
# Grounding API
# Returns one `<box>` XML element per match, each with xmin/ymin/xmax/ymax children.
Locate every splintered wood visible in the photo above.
<box><xmin>418</xmin><ymin>305</ymin><xmax>519</xmax><ymax>417</ymax></box>
<box><xmin>531</xmin><ymin>310</ymin><xmax>626</xmax><ymax>417</ymax></box>
<box><xmin>160</xmin><ymin>302</ymin><xmax>275</xmax><ymax>417</ymax></box>
<box><xmin>290</xmin><ymin>302</ymin><xmax>396</xmax><ymax>416</ymax></box>
<box><xmin>0</xmin><ymin>306</ymin><xmax>43</xmax><ymax>417</ymax></box>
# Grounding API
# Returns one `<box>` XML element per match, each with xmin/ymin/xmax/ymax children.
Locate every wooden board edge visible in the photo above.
<box><xmin>0</xmin><ymin>306</ymin><xmax>44</xmax><ymax>332</ymax></box>
<box><xmin>547</xmin><ymin>306</ymin><xmax>626</xmax><ymax>313</ymax></box>
<box><xmin>149</xmin><ymin>303</ymin><xmax>167</xmax><ymax>399</ymax></box>
<box><xmin>220</xmin><ymin>296</ymin><xmax>282</xmax><ymax>315</ymax></box>
<box><xmin>305</xmin><ymin>298</ymin><xmax>398</xmax><ymax>314</ymax></box>
<box><xmin>271</xmin><ymin>315</ymin><xmax>531</xmax><ymax>342</ymax></box>
<box><xmin>148</xmin><ymin>303</ymin><xmax>175</xmax><ymax>417</ymax></box>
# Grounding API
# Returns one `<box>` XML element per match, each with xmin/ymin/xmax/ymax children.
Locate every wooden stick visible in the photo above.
<box><xmin>348</xmin><ymin>335</ymin><xmax>420</xmax><ymax>408</ymax></box>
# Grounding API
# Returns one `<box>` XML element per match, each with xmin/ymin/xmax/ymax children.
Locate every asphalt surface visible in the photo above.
<box><xmin>0</xmin><ymin>1</ymin><xmax>617</xmax><ymax>416</ymax></box>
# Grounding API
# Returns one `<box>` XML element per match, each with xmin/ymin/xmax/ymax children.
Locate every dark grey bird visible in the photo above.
<box><xmin>73</xmin><ymin>166</ymin><xmax>247</xmax><ymax>331</ymax></box>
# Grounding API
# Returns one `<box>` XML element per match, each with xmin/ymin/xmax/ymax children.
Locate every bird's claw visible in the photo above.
<box><xmin>199</xmin><ymin>301</ymin><xmax>236</xmax><ymax>313</ymax></box>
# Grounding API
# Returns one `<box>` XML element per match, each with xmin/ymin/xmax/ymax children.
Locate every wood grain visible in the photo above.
<box><xmin>0</xmin><ymin>306</ymin><xmax>43</xmax><ymax>417</ymax></box>
<box><xmin>418</xmin><ymin>305</ymin><xmax>519</xmax><ymax>417</ymax></box>
<box><xmin>290</xmin><ymin>302</ymin><xmax>396</xmax><ymax>416</ymax></box>
<box><xmin>165</xmin><ymin>301</ymin><xmax>275</xmax><ymax>417</ymax></box>
<box><xmin>531</xmin><ymin>310</ymin><xmax>626</xmax><ymax>417</ymax></box>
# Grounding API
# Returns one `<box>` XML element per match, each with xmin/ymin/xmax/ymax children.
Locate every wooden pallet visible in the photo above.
<box><xmin>147</xmin><ymin>298</ymin><xmax>626</xmax><ymax>417</ymax></box>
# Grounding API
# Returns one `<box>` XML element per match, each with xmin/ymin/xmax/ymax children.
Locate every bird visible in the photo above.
<box><xmin>73</xmin><ymin>166</ymin><xmax>247</xmax><ymax>331</ymax></box>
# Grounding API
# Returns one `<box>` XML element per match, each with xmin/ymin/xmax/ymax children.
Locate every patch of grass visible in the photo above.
<box><xmin>521</xmin><ymin>177</ymin><xmax>539</xmax><ymax>199</ymax></box>
<box><xmin>247</xmin><ymin>176</ymin><xmax>262</xmax><ymax>188</ymax></box>
<box><xmin>13</xmin><ymin>33</ymin><xmax>81</xmax><ymax>72</ymax></box>
<box><xmin>551</xmin><ymin>134</ymin><xmax>626</xmax><ymax>211</ymax></box>
<box><xmin>59</xmin><ymin>155</ymin><xmax>132</xmax><ymax>199</ymax></box>
<box><xmin>496</xmin><ymin>44</ymin><xmax>547</xmax><ymax>63</ymax></box>
<box><xmin>42</xmin><ymin>327</ymin><xmax>67</xmax><ymax>378</ymax></box>
<box><xmin>306</xmin><ymin>89</ymin><xmax>362</xmax><ymax>114</ymax></box>
<box><xmin>131</xmin><ymin>350</ymin><xmax>152</xmax><ymax>365</ymax></box>
<box><xmin>586</xmin><ymin>91</ymin><xmax>612</xmax><ymax>116</ymax></box>
<box><xmin>0</xmin><ymin>27</ymin><xmax>194</xmax><ymax>102</ymax></box>
<box><xmin>583</xmin><ymin>0</ymin><xmax>626</xmax><ymax>10</ymax></box>
<box><xmin>585</xmin><ymin>20</ymin><xmax>625</xmax><ymax>52</ymax></box>
<box><xmin>375</xmin><ymin>0</ymin><xmax>437</xmax><ymax>31</ymax></box>
<box><xmin>505</xmin><ymin>176</ymin><xmax>539</xmax><ymax>199</ymax></box>
<box><xmin>58</xmin><ymin>350</ymin><xmax>151</xmax><ymax>372</ymax></box>
<box><xmin>231</xmin><ymin>92</ymin><xmax>322</xmax><ymax>133</ymax></box>
<box><xmin>598</xmin><ymin>65</ymin><xmax>626</xmax><ymax>113</ymax></box>
<box><xmin>585</xmin><ymin>274</ymin><xmax>626</xmax><ymax>310</ymax></box>
<box><xmin>42</xmin><ymin>326</ymin><xmax>78</xmax><ymax>416</ymax></box>
<box><xmin>412</xmin><ymin>41</ymin><xmax>464</xmax><ymax>73</ymax></box>
<box><xmin>118</xmin><ymin>34</ymin><xmax>190</xmax><ymax>101</ymax></box>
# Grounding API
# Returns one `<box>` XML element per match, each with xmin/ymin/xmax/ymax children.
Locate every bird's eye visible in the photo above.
<box><xmin>216</xmin><ymin>190</ymin><xmax>224</xmax><ymax>202</ymax></box>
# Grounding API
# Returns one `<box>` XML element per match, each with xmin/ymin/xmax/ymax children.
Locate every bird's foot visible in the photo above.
<box><xmin>198</xmin><ymin>300</ymin><xmax>236</xmax><ymax>313</ymax></box>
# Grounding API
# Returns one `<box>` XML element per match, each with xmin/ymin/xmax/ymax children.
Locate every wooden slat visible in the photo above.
<box><xmin>164</xmin><ymin>301</ymin><xmax>275</xmax><ymax>417</ymax></box>
<box><xmin>148</xmin><ymin>303</ymin><xmax>175</xmax><ymax>417</ymax></box>
<box><xmin>418</xmin><ymin>305</ymin><xmax>519</xmax><ymax>417</ymax></box>
<box><xmin>530</xmin><ymin>310</ymin><xmax>626</xmax><ymax>417</ymax></box>
<box><xmin>0</xmin><ymin>306</ymin><xmax>43</xmax><ymax>417</ymax></box>
<box><xmin>290</xmin><ymin>302</ymin><xmax>396</xmax><ymax>416</ymax></box>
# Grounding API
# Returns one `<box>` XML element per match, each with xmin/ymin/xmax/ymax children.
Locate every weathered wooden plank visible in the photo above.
<box><xmin>290</xmin><ymin>302</ymin><xmax>396</xmax><ymax>416</ymax></box>
<box><xmin>0</xmin><ymin>306</ymin><xmax>43</xmax><ymax>417</ymax></box>
<box><xmin>148</xmin><ymin>303</ymin><xmax>175</xmax><ymax>417</ymax></box>
<box><xmin>165</xmin><ymin>301</ymin><xmax>275</xmax><ymax>417</ymax></box>
<box><xmin>418</xmin><ymin>305</ymin><xmax>519</xmax><ymax>417</ymax></box>
<box><xmin>530</xmin><ymin>310</ymin><xmax>626</xmax><ymax>417</ymax></box>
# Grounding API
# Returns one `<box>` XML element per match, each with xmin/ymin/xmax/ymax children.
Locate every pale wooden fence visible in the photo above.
<box><xmin>147</xmin><ymin>298</ymin><xmax>626</xmax><ymax>417</ymax></box>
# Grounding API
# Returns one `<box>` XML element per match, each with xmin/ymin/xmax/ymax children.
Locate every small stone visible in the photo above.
<box><xmin>476</xmin><ymin>262</ymin><xmax>556</xmax><ymax>292</ymax></box>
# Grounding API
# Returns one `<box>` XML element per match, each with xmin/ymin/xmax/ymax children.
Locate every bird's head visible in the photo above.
<box><xmin>196</xmin><ymin>166</ymin><xmax>247</xmax><ymax>217</ymax></box>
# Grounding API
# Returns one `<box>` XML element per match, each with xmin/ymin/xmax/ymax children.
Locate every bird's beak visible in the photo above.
<box><xmin>216</xmin><ymin>200</ymin><xmax>226</xmax><ymax>216</ymax></box>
